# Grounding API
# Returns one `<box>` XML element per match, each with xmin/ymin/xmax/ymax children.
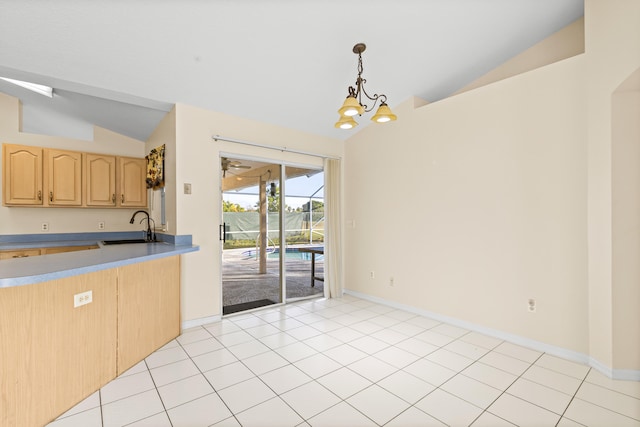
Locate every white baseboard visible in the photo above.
<box><xmin>181</xmin><ymin>314</ymin><xmax>221</xmax><ymax>331</ymax></box>
<box><xmin>611</xmin><ymin>368</ymin><xmax>640</xmax><ymax>381</ymax></box>
<box><xmin>344</xmin><ymin>289</ymin><xmax>640</xmax><ymax>381</ymax></box>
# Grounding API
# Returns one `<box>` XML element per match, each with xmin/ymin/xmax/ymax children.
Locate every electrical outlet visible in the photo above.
<box><xmin>74</xmin><ymin>290</ymin><xmax>93</xmax><ymax>308</ymax></box>
<box><xmin>98</xmin><ymin>221</ymin><xmax>105</xmax><ymax>230</ymax></box>
<box><xmin>41</xmin><ymin>222</ymin><xmax>49</xmax><ymax>232</ymax></box>
<box><xmin>370</xmin><ymin>271</ymin><xmax>375</xmax><ymax>279</ymax></box>
<box><xmin>528</xmin><ymin>298</ymin><xmax>536</xmax><ymax>313</ymax></box>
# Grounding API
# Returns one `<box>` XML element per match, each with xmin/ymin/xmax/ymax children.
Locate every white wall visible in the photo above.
<box><xmin>454</xmin><ymin>16</ymin><xmax>585</xmax><ymax>96</ymax></box>
<box><xmin>344</xmin><ymin>56</ymin><xmax>589</xmax><ymax>354</ymax></box>
<box><xmin>612</xmin><ymin>77</ymin><xmax>640</xmax><ymax>370</ymax></box>
<box><xmin>344</xmin><ymin>0</ymin><xmax>640</xmax><ymax>374</ymax></box>
<box><xmin>585</xmin><ymin>0</ymin><xmax>640</xmax><ymax>372</ymax></box>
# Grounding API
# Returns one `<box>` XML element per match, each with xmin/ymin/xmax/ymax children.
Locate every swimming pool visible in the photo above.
<box><xmin>242</xmin><ymin>247</ymin><xmax>324</xmax><ymax>261</ymax></box>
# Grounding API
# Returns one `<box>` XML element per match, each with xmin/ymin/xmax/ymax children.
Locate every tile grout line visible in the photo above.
<box><xmin>290</xmin><ymin>301</ymin><xmax>403</xmax><ymax>425</ymax></box>
<box><xmin>144</xmin><ymin>316</ymin><xmax>497</xmax><ymax>425</ymax></box>
<box><xmin>239</xmin><ymin>307</ymin><xmax>346</xmax><ymax>425</ymax></box>
<box><xmin>332</xmin><ymin>321</ymin><xmax>460</xmax><ymax>426</ymax></box>
<box><xmin>106</xmin><ymin>341</ymin><xmax>197</xmax><ymax>426</ymax></box>
<box><xmin>113</xmin><ymin>327</ymin><xmax>228</xmax><ymax>424</ymax></box>
<box><xmin>202</xmin><ymin>309</ymin><xmax>339</xmax><ymax>424</ymax></box>
<box><xmin>306</xmin><ymin>303</ymin><xmax>450</xmax><ymax>425</ymax></box>
<box><xmin>562</xmin><ymin>370</ymin><xmax>640</xmax><ymax>424</ymax></box>
<box><xmin>140</xmin><ymin>302</ymin><xmax>436</xmax><ymax>424</ymax></box>
<box><xmin>99</xmin><ymin>388</ymin><xmax>105</xmax><ymax>427</ymax></box>
<box><xmin>233</xmin><ymin>305</ymin><xmax>354</xmax><ymax>425</ymax></box>
<box><xmin>554</xmin><ymin>367</ymin><xmax>591</xmax><ymax>427</ymax></box>
<box><xmin>465</xmin><ymin>350</ymin><xmax>546</xmax><ymax>426</ymax></box>
<box><xmin>241</xmin><ymin>301</ymin><xmax>405</xmax><ymax>425</ymax></box>
<box><xmin>179</xmin><ymin>325</ymin><xmax>243</xmax><ymax>426</ymax></box>
<box><xmin>82</xmin><ymin>297</ymin><xmax>615</xmax><ymax>427</ymax></box>
<box><xmin>383</xmin><ymin>333</ymin><xmax>480</xmax><ymax>427</ymax></box>
<box><xmin>126</xmin><ymin>358</ymin><xmax>173</xmax><ymax>427</ymax></box>
<box><xmin>288</xmin><ymin>316</ymin><xmax>414</xmax><ymax>425</ymax></box>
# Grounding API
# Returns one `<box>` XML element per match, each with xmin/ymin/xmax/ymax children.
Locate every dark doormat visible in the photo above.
<box><xmin>223</xmin><ymin>299</ymin><xmax>276</xmax><ymax>315</ymax></box>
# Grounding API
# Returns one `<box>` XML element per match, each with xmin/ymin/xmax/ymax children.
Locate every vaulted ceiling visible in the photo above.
<box><xmin>0</xmin><ymin>0</ymin><xmax>584</xmax><ymax>142</ymax></box>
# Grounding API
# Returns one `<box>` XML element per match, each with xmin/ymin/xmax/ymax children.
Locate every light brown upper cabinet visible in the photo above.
<box><xmin>2</xmin><ymin>143</ymin><xmax>147</xmax><ymax>208</ymax></box>
<box><xmin>45</xmin><ymin>148</ymin><xmax>83</xmax><ymax>206</ymax></box>
<box><xmin>2</xmin><ymin>144</ymin><xmax>83</xmax><ymax>206</ymax></box>
<box><xmin>2</xmin><ymin>143</ymin><xmax>43</xmax><ymax>206</ymax></box>
<box><xmin>118</xmin><ymin>156</ymin><xmax>147</xmax><ymax>208</ymax></box>
<box><xmin>85</xmin><ymin>153</ymin><xmax>117</xmax><ymax>207</ymax></box>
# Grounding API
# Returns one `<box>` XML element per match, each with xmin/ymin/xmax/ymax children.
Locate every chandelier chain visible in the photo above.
<box><xmin>353</xmin><ymin>51</ymin><xmax>385</xmax><ymax>113</ymax></box>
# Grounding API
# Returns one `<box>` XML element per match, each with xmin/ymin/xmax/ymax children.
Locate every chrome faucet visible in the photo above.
<box><xmin>129</xmin><ymin>210</ymin><xmax>155</xmax><ymax>242</ymax></box>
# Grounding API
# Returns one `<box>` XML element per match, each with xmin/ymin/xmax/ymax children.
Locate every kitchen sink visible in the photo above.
<box><xmin>102</xmin><ymin>239</ymin><xmax>149</xmax><ymax>245</ymax></box>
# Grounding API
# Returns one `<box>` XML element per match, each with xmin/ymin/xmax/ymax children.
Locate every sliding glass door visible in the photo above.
<box><xmin>221</xmin><ymin>156</ymin><xmax>324</xmax><ymax>315</ymax></box>
<box><xmin>283</xmin><ymin>166</ymin><xmax>325</xmax><ymax>300</ymax></box>
<box><xmin>221</xmin><ymin>157</ymin><xmax>282</xmax><ymax>314</ymax></box>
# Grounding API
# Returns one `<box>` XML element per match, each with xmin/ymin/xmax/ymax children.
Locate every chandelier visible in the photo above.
<box><xmin>335</xmin><ymin>43</ymin><xmax>397</xmax><ymax>130</ymax></box>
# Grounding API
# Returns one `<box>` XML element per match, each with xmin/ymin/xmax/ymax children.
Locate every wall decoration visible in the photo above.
<box><xmin>146</xmin><ymin>144</ymin><xmax>165</xmax><ymax>189</ymax></box>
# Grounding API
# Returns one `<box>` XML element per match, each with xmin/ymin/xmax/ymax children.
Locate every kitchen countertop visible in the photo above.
<box><xmin>0</xmin><ymin>236</ymin><xmax>199</xmax><ymax>288</ymax></box>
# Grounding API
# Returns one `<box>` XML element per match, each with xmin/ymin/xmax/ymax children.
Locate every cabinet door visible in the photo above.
<box><xmin>117</xmin><ymin>256</ymin><xmax>180</xmax><ymax>374</ymax></box>
<box><xmin>85</xmin><ymin>154</ymin><xmax>116</xmax><ymax>206</ymax></box>
<box><xmin>0</xmin><ymin>249</ymin><xmax>41</xmax><ymax>260</ymax></box>
<box><xmin>118</xmin><ymin>156</ymin><xmax>147</xmax><ymax>207</ymax></box>
<box><xmin>2</xmin><ymin>144</ymin><xmax>43</xmax><ymax>206</ymax></box>
<box><xmin>41</xmin><ymin>245</ymin><xmax>99</xmax><ymax>255</ymax></box>
<box><xmin>45</xmin><ymin>149</ymin><xmax>82</xmax><ymax>206</ymax></box>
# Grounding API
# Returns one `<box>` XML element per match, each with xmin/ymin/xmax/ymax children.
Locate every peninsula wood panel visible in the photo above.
<box><xmin>0</xmin><ymin>269</ymin><xmax>117</xmax><ymax>427</ymax></box>
<box><xmin>117</xmin><ymin>256</ymin><xmax>180</xmax><ymax>374</ymax></box>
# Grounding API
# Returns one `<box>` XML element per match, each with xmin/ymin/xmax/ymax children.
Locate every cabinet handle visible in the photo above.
<box><xmin>121</xmin><ymin>194</ymin><xmax>125</xmax><ymax>203</ymax></box>
<box><xmin>112</xmin><ymin>194</ymin><xmax>116</xmax><ymax>203</ymax></box>
<box><xmin>49</xmin><ymin>191</ymin><xmax>53</xmax><ymax>202</ymax></box>
<box><xmin>37</xmin><ymin>190</ymin><xmax>42</xmax><ymax>201</ymax></box>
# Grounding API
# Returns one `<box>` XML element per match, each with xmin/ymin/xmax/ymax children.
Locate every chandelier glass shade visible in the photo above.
<box><xmin>334</xmin><ymin>114</ymin><xmax>358</xmax><ymax>129</ymax></box>
<box><xmin>371</xmin><ymin>102</ymin><xmax>397</xmax><ymax>123</ymax></box>
<box><xmin>335</xmin><ymin>43</ymin><xmax>397</xmax><ymax>129</ymax></box>
<box><xmin>338</xmin><ymin>95</ymin><xmax>364</xmax><ymax>117</ymax></box>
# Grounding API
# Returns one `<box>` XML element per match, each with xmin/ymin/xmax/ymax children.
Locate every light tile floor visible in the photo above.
<box><xmin>47</xmin><ymin>295</ymin><xmax>640</xmax><ymax>427</ymax></box>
